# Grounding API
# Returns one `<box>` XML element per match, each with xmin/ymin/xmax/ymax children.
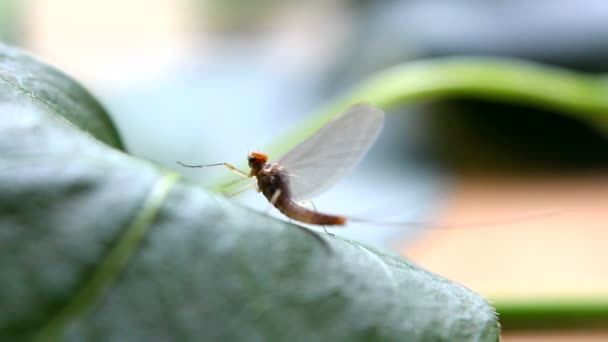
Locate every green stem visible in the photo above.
<box><xmin>494</xmin><ymin>297</ymin><xmax>608</xmax><ymax>330</ymax></box>
<box><xmin>214</xmin><ymin>57</ymin><xmax>608</xmax><ymax>189</ymax></box>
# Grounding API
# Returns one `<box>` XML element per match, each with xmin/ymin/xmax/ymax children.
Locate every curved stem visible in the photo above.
<box><xmin>214</xmin><ymin>57</ymin><xmax>608</xmax><ymax>189</ymax></box>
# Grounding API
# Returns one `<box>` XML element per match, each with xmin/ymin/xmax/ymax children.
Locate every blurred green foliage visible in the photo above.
<box><xmin>0</xmin><ymin>0</ymin><xmax>23</xmax><ymax>43</ymax></box>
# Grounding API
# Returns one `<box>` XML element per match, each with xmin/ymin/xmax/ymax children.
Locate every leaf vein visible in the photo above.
<box><xmin>35</xmin><ymin>172</ymin><xmax>180</xmax><ymax>340</ymax></box>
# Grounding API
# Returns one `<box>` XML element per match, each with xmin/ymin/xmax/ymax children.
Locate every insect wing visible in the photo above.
<box><xmin>278</xmin><ymin>103</ymin><xmax>384</xmax><ymax>201</ymax></box>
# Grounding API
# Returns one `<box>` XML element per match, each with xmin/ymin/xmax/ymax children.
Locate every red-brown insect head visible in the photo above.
<box><xmin>247</xmin><ymin>151</ymin><xmax>268</xmax><ymax>175</ymax></box>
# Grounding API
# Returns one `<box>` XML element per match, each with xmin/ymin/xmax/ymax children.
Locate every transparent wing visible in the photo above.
<box><xmin>277</xmin><ymin>103</ymin><xmax>384</xmax><ymax>201</ymax></box>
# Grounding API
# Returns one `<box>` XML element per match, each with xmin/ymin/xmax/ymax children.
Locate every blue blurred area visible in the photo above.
<box><xmin>105</xmin><ymin>53</ymin><xmax>318</xmax><ymax>173</ymax></box>
<box><xmin>331</xmin><ymin>0</ymin><xmax>608</xmax><ymax>87</ymax></box>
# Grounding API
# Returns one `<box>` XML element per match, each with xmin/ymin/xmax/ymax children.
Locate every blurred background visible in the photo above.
<box><xmin>3</xmin><ymin>0</ymin><xmax>608</xmax><ymax>340</ymax></box>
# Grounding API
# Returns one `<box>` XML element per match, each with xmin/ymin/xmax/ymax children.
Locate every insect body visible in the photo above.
<box><xmin>178</xmin><ymin>103</ymin><xmax>553</xmax><ymax>234</ymax></box>
<box><xmin>247</xmin><ymin>152</ymin><xmax>346</xmax><ymax>225</ymax></box>
<box><xmin>178</xmin><ymin>102</ymin><xmax>384</xmax><ymax>227</ymax></box>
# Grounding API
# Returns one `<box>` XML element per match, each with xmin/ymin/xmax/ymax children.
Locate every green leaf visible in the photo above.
<box><xmin>0</xmin><ymin>44</ymin><xmax>499</xmax><ymax>341</ymax></box>
<box><xmin>0</xmin><ymin>43</ymin><xmax>124</xmax><ymax>150</ymax></box>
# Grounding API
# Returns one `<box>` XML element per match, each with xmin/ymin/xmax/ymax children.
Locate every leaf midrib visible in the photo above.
<box><xmin>35</xmin><ymin>173</ymin><xmax>180</xmax><ymax>340</ymax></box>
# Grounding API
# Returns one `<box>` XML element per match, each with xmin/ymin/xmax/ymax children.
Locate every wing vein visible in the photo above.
<box><xmin>276</xmin><ymin>103</ymin><xmax>384</xmax><ymax>200</ymax></box>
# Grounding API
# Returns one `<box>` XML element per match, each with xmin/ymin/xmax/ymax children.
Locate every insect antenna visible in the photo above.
<box><xmin>177</xmin><ymin>161</ymin><xmax>225</xmax><ymax>168</ymax></box>
<box><xmin>177</xmin><ymin>161</ymin><xmax>250</xmax><ymax>179</ymax></box>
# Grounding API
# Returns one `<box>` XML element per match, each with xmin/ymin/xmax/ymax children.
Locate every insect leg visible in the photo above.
<box><xmin>269</xmin><ymin>189</ymin><xmax>282</xmax><ymax>206</ymax></box>
<box><xmin>224</xmin><ymin>182</ymin><xmax>256</xmax><ymax>198</ymax></box>
<box><xmin>262</xmin><ymin>188</ymin><xmax>283</xmax><ymax>215</ymax></box>
<box><xmin>293</xmin><ymin>225</ymin><xmax>331</xmax><ymax>254</ymax></box>
<box><xmin>298</xmin><ymin>200</ymin><xmax>334</xmax><ymax>236</ymax></box>
<box><xmin>177</xmin><ymin>161</ymin><xmax>250</xmax><ymax>179</ymax></box>
<box><xmin>286</xmin><ymin>200</ymin><xmax>331</xmax><ymax>252</ymax></box>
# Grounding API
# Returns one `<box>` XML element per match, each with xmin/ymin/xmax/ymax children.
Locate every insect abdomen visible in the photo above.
<box><xmin>275</xmin><ymin>199</ymin><xmax>346</xmax><ymax>226</ymax></box>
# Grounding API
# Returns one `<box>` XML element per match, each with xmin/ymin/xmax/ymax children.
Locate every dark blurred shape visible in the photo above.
<box><xmin>327</xmin><ymin>0</ymin><xmax>608</xmax><ymax>172</ymax></box>
<box><xmin>427</xmin><ymin>99</ymin><xmax>608</xmax><ymax>172</ymax></box>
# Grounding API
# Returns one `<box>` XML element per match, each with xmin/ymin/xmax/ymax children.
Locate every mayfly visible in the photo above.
<box><xmin>179</xmin><ymin>102</ymin><xmax>556</xmax><ymax>241</ymax></box>
<box><xmin>178</xmin><ymin>103</ymin><xmax>383</xmax><ymax>229</ymax></box>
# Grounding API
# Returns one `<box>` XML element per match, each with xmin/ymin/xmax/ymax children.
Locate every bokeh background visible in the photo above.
<box><xmin>3</xmin><ymin>0</ymin><xmax>608</xmax><ymax>340</ymax></box>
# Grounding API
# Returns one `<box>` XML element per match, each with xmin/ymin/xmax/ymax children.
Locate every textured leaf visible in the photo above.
<box><xmin>0</xmin><ymin>44</ymin><xmax>499</xmax><ymax>341</ymax></box>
